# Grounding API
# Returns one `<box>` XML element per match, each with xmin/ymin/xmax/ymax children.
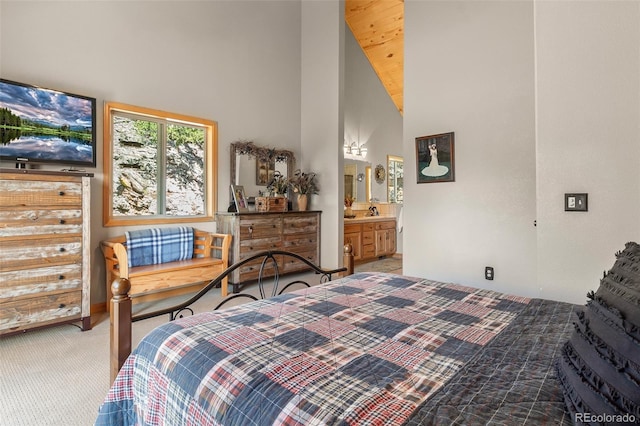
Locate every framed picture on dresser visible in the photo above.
<box><xmin>231</xmin><ymin>185</ymin><xmax>249</xmax><ymax>212</ymax></box>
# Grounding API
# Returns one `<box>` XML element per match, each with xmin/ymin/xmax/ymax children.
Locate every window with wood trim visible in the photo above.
<box><xmin>103</xmin><ymin>102</ymin><xmax>217</xmax><ymax>226</ymax></box>
<box><xmin>387</xmin><ymin>155</ymin><xmax>403</xmax><ymax>204</ymax></box>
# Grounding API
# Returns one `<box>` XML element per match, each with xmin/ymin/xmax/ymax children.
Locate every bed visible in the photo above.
<box><xmin>96</xmin><ymin>243</ymin><xmax>640</xmax><ymax>425</ymax></box>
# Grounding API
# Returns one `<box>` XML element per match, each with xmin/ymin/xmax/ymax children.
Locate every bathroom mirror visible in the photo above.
<box><xmin>230</xmin><ymin>141</ymin><xmax>295</xmax><ymax>199</ymax></box>
<box><xmin>344</xmin><ymin>159</ymin><xmax>370</xmax><ymax>203</ymax></box>
<box><xmin>387</xmin><ymin>155</ymin><xmax>403</xmax><ymax>203</ymax></box>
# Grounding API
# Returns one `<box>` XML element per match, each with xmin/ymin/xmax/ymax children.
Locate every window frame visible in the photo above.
<box><xmin>103</xmin><ymin>101</ymin><xmax>217</xmax><ymax>227</ymax></box>
<box><xmin>387</xmin><ymin>155</ymin><xmax>403</xmax><ymax>204</ymax></box>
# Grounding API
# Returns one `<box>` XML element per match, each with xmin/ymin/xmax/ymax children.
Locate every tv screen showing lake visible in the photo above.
<box><xmin>0</xmin><ymin>135</ymin><xmax>93</xmax><ymax>163</ymax></box>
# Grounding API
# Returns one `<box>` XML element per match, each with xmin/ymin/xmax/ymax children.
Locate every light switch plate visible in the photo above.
<box><xmin>565</xmin><ymin>193</ymin><xmax>588</xmax><ymax>212</ymax></box>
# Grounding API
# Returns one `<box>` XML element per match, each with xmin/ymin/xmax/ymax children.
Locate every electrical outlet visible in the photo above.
<box><xmin>485</xmin><ymin>266</ymin><xmax>494</xmax><ymax>280</ymax></box>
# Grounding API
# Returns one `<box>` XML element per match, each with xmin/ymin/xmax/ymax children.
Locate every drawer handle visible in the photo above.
<box><xmin>59</xmin><ymin>247</ymin><xmax>66</xmax><ymax>252</ymax></box>
<box><xmin>58</xmin><ymin>275</ymin><xmax>65</xmax><ymax>280</ymax></box>
<box><xmin>59</xmin><ymin>219</ymin><xmax>66</xmax><ymax>225</ymax></box>
<box><xmin>248</xmin><ymin>226</ymin><xmax>253</xmax><ymax>239</ymax></box>
<box><xmin>59</xmin><ymin>191</ymin><xmax>65</xmax><ymax>196</ymax></box>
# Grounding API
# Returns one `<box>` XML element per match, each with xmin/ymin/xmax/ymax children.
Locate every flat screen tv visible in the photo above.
<box><xmin>0</xmin><ymin>78</ymin><xmax>96</xmax><ymax>168</ymax></box>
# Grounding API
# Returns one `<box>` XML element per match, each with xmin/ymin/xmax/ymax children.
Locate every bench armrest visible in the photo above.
<box><xmin>209</xmin><ymin>233</ymin><xmax>232</xmax><ymax>268</ymax></box>
<box><xmin>101</xmin><ymin>239</ymin><xmax>131</xmax><ymax>278</ymax></box>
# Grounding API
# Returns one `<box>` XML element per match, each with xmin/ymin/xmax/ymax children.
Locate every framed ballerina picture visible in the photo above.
<box><xmin>415</xmin><ymin>132</ymin><xmax>455</xmax><ymax>184</ymax></box>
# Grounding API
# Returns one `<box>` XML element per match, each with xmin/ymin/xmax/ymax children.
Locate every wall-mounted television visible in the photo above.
<box><xmin>0</xmin><ymin>78</ymin><xmax>97</xmax><ymax>168</ymax></box>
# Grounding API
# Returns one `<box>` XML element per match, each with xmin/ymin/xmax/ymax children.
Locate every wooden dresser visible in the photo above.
<box><xmin>0</xmin><ymin>169</ymin><xmax>92</xmax><ymax>336</ymax></box>
<box><xmin>344</xmin><ymin>217</ymin><xmax>396</xmax><ymax>262</ymax></box>
<box><xmin>216</xmin><ymin>211</ymin><xmax>321</xmax><ymax>290</ymax></box>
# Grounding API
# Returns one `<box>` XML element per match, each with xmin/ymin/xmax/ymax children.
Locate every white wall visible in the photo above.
<box><xmin>404</xmin><ymin>0</ymin><xmax>640</xmax><ymax>304</ymax></box>
<box><xmin>535</xmin><ymin>1</ymin><xmax>640</xmax><ymax>303</ymax></box>
<box><xmin>404</xmin><ymin>1</ymin><xmax>538</xmax><ymax>297</ymax></box>
<box><xmin>1</xmin><ymin>0</ymin><xmax>303</xmax><ymax>304</ymax></box>
<box><xmin>300</xmin><ymin>0</ymin><xmax>344</xmax><ymax>268</ymax></box>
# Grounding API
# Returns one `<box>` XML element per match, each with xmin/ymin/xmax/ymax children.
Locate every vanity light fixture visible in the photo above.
<box><xmin>343</xmin><ymin>141</ymin><xmax>368</xmax><ymax>160</ymax></box>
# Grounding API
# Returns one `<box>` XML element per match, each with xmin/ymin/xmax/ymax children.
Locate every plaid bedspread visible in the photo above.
<box><xmin>125</xmin><ymin>227</ymin><xmax>194</xmax><ymax>268</ymax></box>
<box><xmin>95</xmin><ymin>272</ymin><xmax>577</xmax><ymax>425</ymax></box>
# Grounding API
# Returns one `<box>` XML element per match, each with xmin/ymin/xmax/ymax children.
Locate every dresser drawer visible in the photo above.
<box><xmin>281</xmin><ymin>250</ymin><xmax>317</xmax><ymax>274</ymax></box>
<box><xmin>362</xmin><ymin>244</ymin><xmax>376</xmax><ymax>258</ymax></box>
<box><xmin>362</xmin><ymin>231</ymin><xmax>374</xmax><ymax>245</ymax></box>
<box><xmin>0</xmin><ymin>178</ymin><xmax>82</xmax><ymax>208</ymax></box>
<box><xmin>0</xmin><ymin>208</ymin><xmax>83</xmax><ymax>240</ymax></box>
<box><xmin>0</xmin><ymin>236</ymin><xmax>82</xmax><ymax>272</ymax></box>
<box><xmin>237</xmin><ymin>257</ymin><xmax>282</xmax><ymax>282</ymax></box>
<box><xmin>239</xmin><ymin>217</ymin><xmax>282</xmax><ymax>239</ymax></box>
<box><xmin>362</xmin><ymin>223</ymin><xmax>375</xmax><ymax>232</ymax></box>
<box><xmin>239</xmin><ymin>236</ymin><xmax>282</xmax><ymax>254</ymax></box>
<box><xmin>375</xmin><ymin>221</ymin><xmax>396</xmax><ymax>231</ymax></box>
<box><xmin>344</xmin><ymin>223</ymin><xmax>361</xmax><ymax>234</ymax></box>
<box><xmin>0</xmin><ymin>290</ymin><xmax>82</xmax><ymax>333</ymax></box>
<box><xmin>0</xmin><ymin>264</ymin><xmax>83</xmax><ymax>301</ymax></box>
<box><xmin>283</xmin><ymin>214</ymin><xmax>318</xmax><ymax>235</ymax></box>
<box><xmin>282</xmin><ymin>232</ymin><xmax>317</xmax><ymax>253</ymax></box>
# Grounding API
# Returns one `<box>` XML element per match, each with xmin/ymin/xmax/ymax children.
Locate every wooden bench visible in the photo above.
<box><xmin>101</xmin><ymin>230</ymin><xmax>232</xmax><ymax>309</ymax></box>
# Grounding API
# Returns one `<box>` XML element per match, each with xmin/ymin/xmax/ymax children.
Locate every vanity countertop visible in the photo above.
<box><xmin>344</xmin><ymin>215</ymin><xmax>396</xmax><ymax>223</ymax></box>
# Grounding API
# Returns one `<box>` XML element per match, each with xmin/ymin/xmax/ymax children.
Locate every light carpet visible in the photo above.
<box><xmin>354</xmin><ymin>255</ymin><xmax>402</xmax><ymax>274</ymax></box>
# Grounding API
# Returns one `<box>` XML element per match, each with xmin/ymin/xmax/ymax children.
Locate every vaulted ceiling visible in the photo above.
<box><xmin>345</xmin><ymin>0</ymin><xmax>404</xmax><ymax>115</ymax></box>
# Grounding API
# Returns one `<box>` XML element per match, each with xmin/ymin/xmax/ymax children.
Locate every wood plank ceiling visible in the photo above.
<box><xmin>345</xmin><ymin>0</ymin><xmax>404</xmax><ymax>115</ymax></box>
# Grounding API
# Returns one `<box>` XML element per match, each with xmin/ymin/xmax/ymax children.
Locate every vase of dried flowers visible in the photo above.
<box><xmin>288</xmin><ymin>169</ymin><xmax>319</xmax><ymax>211</ymax></box>
<box><xmin>297</xmin><ymin>194</ymin><xmax>308</xmax><ymax>211</ymax></box>
<box><xmin>344</xmin><ymin>195</ymin><xmax>355</xmax><ymax>217</ymax></box>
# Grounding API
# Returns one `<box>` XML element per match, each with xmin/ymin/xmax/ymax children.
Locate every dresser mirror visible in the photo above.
<box><xmin>230</xmin><ymin>141</ymin><xmax>295</xmax><ymax>201</ymax></box>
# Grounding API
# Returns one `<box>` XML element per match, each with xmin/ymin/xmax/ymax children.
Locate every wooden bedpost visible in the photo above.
<box><xmin>110</xmin><ymin>278</ymin><xmax>132</xmax><ymax>382</ymax></box>
<box><xmin>343</xmin><ymin>243</ymin><xmax>354</xmax><ymax>276</ymax></box>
